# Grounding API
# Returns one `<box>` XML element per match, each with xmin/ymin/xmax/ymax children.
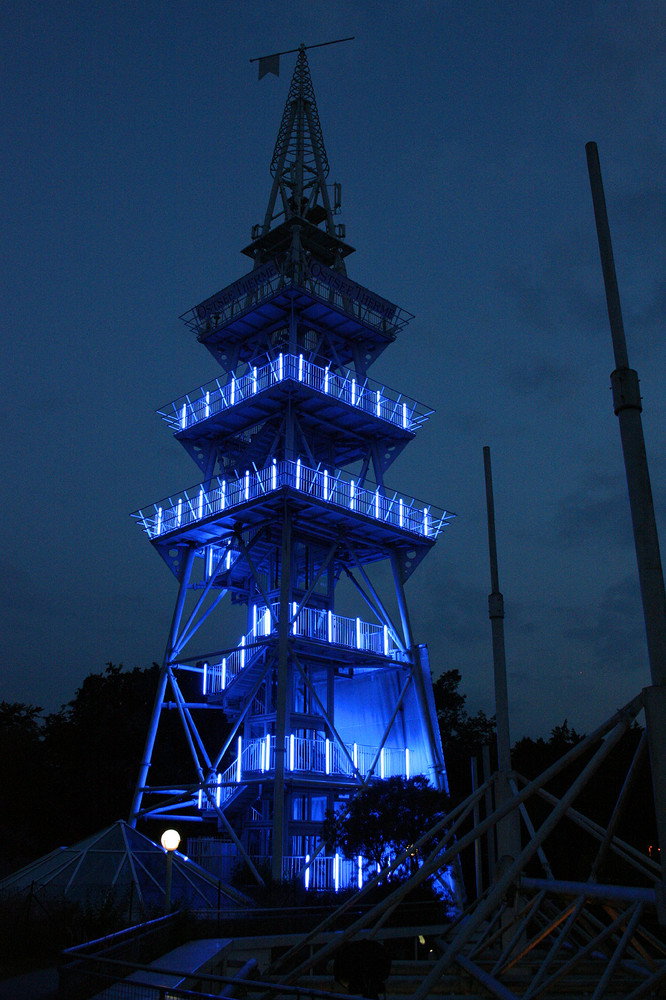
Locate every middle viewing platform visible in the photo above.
<box><xmin>158</xmin><ymin>352</ymin><xmax>433</xmax><ymax>438</ymax></box>
<box><xmin>132</xmin><ymin>459</ymin><xmax>454</xmax><ymax>544</ymax></box>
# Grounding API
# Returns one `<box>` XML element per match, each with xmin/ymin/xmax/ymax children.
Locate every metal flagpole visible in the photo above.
<box><xmin>249</xmin><ymin>36</ymin><xmax>355</xmax><ymax>66</ymax></box>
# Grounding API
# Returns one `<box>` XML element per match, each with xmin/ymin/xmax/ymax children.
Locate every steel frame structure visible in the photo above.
<box><xmin>266</xmin><ymin>692</ymin><xmax>666</xmax><ymax>998</ymax></box>
<box><xmin>129</xmin><ymin>47</ymin><xmax>452</xmax><ymax>887</ymax></box>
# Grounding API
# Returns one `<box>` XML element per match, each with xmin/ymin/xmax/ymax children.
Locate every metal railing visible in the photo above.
<box><xmin>198</xmin><ymin>735</ymin><xmax>411</xmax><ymax>810</ymax></box>
<box><xmin>179</xmin><ymin>255</ymin><xmax>414</xmax><ymax>339</ymax></box>
<box><xmin>132</xmin><ymin>459</ymin><xmax>453</xmax><ymax>541</ymax></box>
<box><xmin>202</xmin><ymin>636</ymin><xmax>263</xmax><ymax>697</ymax></box>
<box><xmin>287</xmin><ymin>602</ymin><xmax>395</xmax><ymax>654</ymax></box>
<box><xmin>203</xmin><ymin>603</ymin><xmax>398</xmax><ymax>698</ymax></box>
<box><xmin>281</xmin><ymin>853</ymin><xmax>363</xmax><ymax>891</ymax></box>
<box><xmin>159</xmin><ymin>352</ymin><xmax>432</xmax><ymax>436</ymax></box>
<box><xmin>185</xmin><ymin>845</ymin><xmax>418</xmax><ymax>893</ymax></box>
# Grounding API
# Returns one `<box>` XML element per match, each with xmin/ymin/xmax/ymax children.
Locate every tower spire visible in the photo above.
<box><xmin>268</xmin><ymin>45</ymin><xmax>330</xmax><ymax>217</ymax></box>
<box><xmin>245</xmin><ymin>45</ymin><xmax>354</xmax><ymax>273</ymax></box>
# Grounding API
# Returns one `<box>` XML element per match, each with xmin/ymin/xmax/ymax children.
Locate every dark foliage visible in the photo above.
<box><xmin>0</xmin><ymin>663</ymin><xmax>233</xmax><ymax>874</ymax></box>
<box><xmin>511</xmin><ymin>719</ymin><xmax>585</xmax><ymax>789</ymax></box>
<box><xmin>0</xmin><ymin>702</ymin><xmax>45</xmax><ymax>867</ymax></box>
<box><xmin>40</xmin><ymin>663</ymin><xmax>162</xmax><ymax>846</ymax></box>
<box><xmin>322</xmin><ymin>775</ymin><xmax>449</xmax><ymax>883</ymax></box>
<box><xmin>433</xmin><ymin>669</ymin><xmax>496</xmax><ymax>800</ymax></box>
<box><xmin>512</xmin><ymin>721</ymin><xmax>657</xmax><ymax>883</ymax></box>
<box><xmin>1</xmin><ymin>663</ymin><xmax>188</xmax><ymax>872</ymax></box>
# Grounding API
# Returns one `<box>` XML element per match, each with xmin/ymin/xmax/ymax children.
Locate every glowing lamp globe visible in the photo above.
<box><xmin>161</xmin><ymin>829</ymin><xmax>180</xmax><ymax>852</ymax></box>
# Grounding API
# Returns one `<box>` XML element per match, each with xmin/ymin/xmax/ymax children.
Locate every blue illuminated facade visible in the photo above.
<box><xmin>130</xmin><ymin>47</ymin><xmax>452</xmax><ymax>888</ymax></box>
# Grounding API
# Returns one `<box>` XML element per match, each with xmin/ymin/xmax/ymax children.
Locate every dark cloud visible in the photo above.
<box><xmin>563</xmin><ymin>576</ymin><xmax>647</xmax><ymax>678</ymax></box>
<box><xmin>501</xmin><ymin>268</ymin><xmax>604</xmax><ymax>355</ymax></box>
<box><xmin>414</xmin><ymin>575</ymin><xmax>488</xmax><ymax>652</ymax></box>
<box><xmin>553</xmin><ymin>471</ymin><xmax>634</xmax><ymax>548</ymax></box>
<box><xmin>551</xmin><ymin>462</ymin><xmax>666</xmax><ymax>552</ymax></box>
<box><xmin>616</xmin><ymin>185</ymin><xmax>666</xmax><ymax>241</ymax></box>
<box><xmin>505</xmin><ymin>357</ymin><xmax>577</xmax><ymax>400</ymax></box>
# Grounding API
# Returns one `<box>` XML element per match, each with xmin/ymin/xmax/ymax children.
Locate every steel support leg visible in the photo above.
<box><xmin>272</xmin><ymin>508</ymin><xmax>291</xmax><ymax>883</ymax></box>
<box><xmin>129</xmin><ymin>545</ymin><xmax>196</xmax><ymax>826</ymax></box>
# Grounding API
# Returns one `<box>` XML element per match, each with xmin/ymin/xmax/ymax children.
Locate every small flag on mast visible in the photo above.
<box><xmin>251</xmin><ymin>37</ymin><xmax>354</xmax><ymax>80</ymax></box>
<box><xmin>258</xmin><ymin>53</ymin><xmax>279</xmax><ymax>79</ymax></box>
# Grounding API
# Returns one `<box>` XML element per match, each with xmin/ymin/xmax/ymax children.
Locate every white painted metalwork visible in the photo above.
<box><xmin>159</xmin><ymin>352</ymin><xmax>432</xmax><ymax>436</ymax></box>
<box><xmin>203</xmin><ymin>600</ymin><xmax>399</xmax><ymax>697</ymax></box>
<box><xmin>278</xmin><ymin>853</ymin><xmax>366</xmax><ymax>892</ymax></box>
<box><xmin>199</xmin><ymin>734</ymin><xmax>410</xmax><ymax>810</ymax></box>
<box><xmin>133</xmin><ymin>459</ymin><xmax>453</xmax><ymax>541</ymax></box>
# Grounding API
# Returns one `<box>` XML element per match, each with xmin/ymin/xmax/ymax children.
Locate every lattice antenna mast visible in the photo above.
<box><xmin>245</xmin><ymin>40</ymin><xmax>354</xmax><ymax>275</ymax></box>
<box><xmin>263</xmin><ymin>46</ymin><xmax>335</xmax><ymax>237</ymax></box>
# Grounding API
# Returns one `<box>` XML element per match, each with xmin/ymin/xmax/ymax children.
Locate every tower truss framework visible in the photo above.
<box><xmin>129</xmin><ymin>47</ymin><xmax>452</xmax><ymax>887</ymax></box>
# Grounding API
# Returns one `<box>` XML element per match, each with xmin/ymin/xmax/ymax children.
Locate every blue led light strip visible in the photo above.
<box><xmin>158</xmin><ymin>352</ymin><xmax>433</xmax><ymax>435</ymax></box>
<box><xmin>202</xmin><ymin>735</ymin><xmax>411</xmax><ymax>809</ymax></box>
<box><xmin>133</xmin><ymin>459</ymin><xmax>453</xmax><ymax>540</ymax></box>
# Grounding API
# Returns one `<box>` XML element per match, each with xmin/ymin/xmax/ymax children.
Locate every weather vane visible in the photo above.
<box><xmin>250</xmin><ymin>35</ymin><xmax>354</xmax><ymax>79</ymax></box>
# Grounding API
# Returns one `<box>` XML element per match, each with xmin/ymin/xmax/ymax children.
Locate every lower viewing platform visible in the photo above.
<box><xmin>198</xmin><ymin>734</ymin><xmax>412</xmax><ymax>811</ymax></box>
<box><xmin>187</xmin><ymin>840</ymin><xmax>456</xmax><ymax>896</ymax></box>
<box><xmin>200</xmin><ymin>602</ymin><xmax>402</xmax><ymax>699</ymax></box>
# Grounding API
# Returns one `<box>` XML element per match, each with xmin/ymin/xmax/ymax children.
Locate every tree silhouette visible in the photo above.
<box><xmin>40</xmin><ymin>663</ymin><xmax>163</xmax><ymax>844</ymax></box>
<box><xmin>0</xmin><ymin>702</ymin><xmax>44</xmax><ymax>873</ymax></box>
<box><xmin>433</xmin><ymin>669</ymin><xmax>496</xmax><ymax>800</ymax></box>
<box><xmin>322</xmin><ymin>775</ymin><xmax>449</xmax><ymax>882</ymax></box>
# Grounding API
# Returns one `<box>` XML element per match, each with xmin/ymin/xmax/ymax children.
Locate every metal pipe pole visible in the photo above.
<box><xmin>586</xmin><ymin>141</ymin><xmax>666</xmax><ymax>888</ymax></box>
<box><xmin>484</xmin><ymin>447</ymin><xmax>512</xmax><ymax>776</ymax></box>
<box><xmin>272</xmin><ymin>505</ymin><xmax>292</xmax><ymax>883</ymax></box>
<box><xmin>484</xmin><ymin>447</ymin><xmax>520</xmax><ymax>867</ymax></box>
<box><xmin>586</xmin><ymin>142</ymin><xmax>666</xmax><ymax>685</ymax></box>
<box><xmin>471</xmin><ymin>757</ymin><xmax>483</xmax><ymax>897</ymax></box>
<box><xmin>164</xmin><ymin>850</ymin><xmax>173</xmax><ymax>914</ymax></box>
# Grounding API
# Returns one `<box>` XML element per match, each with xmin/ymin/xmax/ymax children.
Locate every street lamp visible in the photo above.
<box><xmin>161</xmin><ymin>828</ymin><xmax>180</xmax><ymax>913</ymax></box>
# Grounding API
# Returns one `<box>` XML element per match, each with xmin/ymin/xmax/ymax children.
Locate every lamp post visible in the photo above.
<box><xmin>161</xmin><ymin>828</ymin><xmax>180</xmax><ymax>913</ymax></box>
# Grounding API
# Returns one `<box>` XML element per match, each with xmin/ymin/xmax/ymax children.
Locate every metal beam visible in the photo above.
<box><xmin>272</xmin><ymin>506</ymin><xmax>292</xmax><ymax>882</ymax></box>
<box><xmin>129</xmin><ymin>544</ymin><xmax>196</xmax><ymax>826</ymax></box>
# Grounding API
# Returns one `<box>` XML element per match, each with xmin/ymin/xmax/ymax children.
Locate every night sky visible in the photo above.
<box><xmin>2</xmin><ymin>1</ymin><xmax>664</xmax><ymax>741</ymax></box>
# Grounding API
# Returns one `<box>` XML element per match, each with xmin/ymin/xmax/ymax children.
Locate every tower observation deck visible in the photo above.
<box><xmin>129</xmin><ymin>46</ymin><xmax>454</xmax><ymax>889</ymax></box>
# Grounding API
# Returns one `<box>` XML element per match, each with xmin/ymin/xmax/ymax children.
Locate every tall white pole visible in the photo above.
<box><xmin>586</xmin><ymin>142</ymin><xmax>666</xmax><ymax>887</ymax></box>
<box><xmin>483</xmin><ymin>447</ymin><xmax>520</xmax><ymax>869</ymax></box>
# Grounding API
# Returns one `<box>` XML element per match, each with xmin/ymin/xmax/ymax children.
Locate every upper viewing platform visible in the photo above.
<box><xmin>180</xmin><ymin>256</ymin><xmax>414</xmax><ymax>370</ymax></box>
<box><xmin>179</xmin><ymin>45</ymin><xmax>416</xmax><ymax>373</ymax></box>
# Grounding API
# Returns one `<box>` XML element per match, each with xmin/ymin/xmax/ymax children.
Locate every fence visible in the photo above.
<box><xmin>160</xmin><ymin>351</ymin><xmax>431</xmax><ymax>436</ymax></box>
<box><xmin>133</xmin><ymin>458</ymin><xmax>451</xmax><ymax>542</ymax></box>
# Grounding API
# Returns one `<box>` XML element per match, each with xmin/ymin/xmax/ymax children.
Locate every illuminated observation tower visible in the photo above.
<box><xmin>130</xmin><ymin>47</ymin><xmax>453</xmax><ymax>888</ymax></box>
